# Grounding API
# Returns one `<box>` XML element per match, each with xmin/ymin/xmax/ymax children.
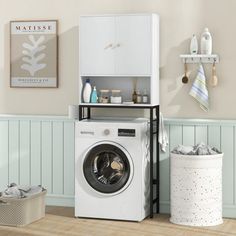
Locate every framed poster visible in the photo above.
<box><xmin>10</xmin><ymin>20</ymin><xmax>58</xmax><ymax>88</ymax></box>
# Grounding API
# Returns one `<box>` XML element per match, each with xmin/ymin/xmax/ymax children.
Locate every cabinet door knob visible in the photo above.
<box><xmin>112</xmin><ymin>43</ymin><xmax>121</xmax><ymax>49</ymax></box>
<box><xmin>104</xmin><ymin>43</ymin><xmax>113</xmax><ymax>49</ymax></box>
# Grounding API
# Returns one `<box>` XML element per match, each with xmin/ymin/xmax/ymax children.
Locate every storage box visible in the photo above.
<box><xmin>170</xmin><ymin>153</ymin><xmax>223</xmax><ymax>226</ymax></box>
<box><xmin>0</xmin><ymin>189</ymin><xmax>46</xmax><ymax>227</ymax></box>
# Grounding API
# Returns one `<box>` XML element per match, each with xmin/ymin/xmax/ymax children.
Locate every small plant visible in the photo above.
<box><xmin>21</xmin><ymin>35</ymin><xmax>46</xmax><ymax>76</ymax></box>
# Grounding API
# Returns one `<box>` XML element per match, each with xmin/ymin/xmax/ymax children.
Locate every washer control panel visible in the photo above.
<box><xmin>77</xmin><ymin>121</ymin><xmax>142</xmax><ymax>139</ymax></box>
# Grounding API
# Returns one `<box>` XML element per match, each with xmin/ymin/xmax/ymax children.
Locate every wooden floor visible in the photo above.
<box><xmin>0</xmin><ymin>207</ymin><xmax>235</xmax><ymax>236</ymax></box>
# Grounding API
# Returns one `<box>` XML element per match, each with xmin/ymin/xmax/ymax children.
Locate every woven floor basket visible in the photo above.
<box><xmin>0</xmin><ymin>189</ymin><xmax>46</xmax><ymax>227</ymax></box>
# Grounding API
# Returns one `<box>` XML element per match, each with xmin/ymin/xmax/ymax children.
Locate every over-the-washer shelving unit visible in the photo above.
<box><xmin>180</xmin><ymin>54</ymin><xmax>220</xmax><ymax>64</ymax></box>
<box><xmin>78</xmin><ymin>104</ymin><xmax>160</xmax><ymax>218</ymax></box>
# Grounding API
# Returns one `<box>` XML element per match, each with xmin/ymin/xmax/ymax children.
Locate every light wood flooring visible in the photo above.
<box><xmin>0</xmin><ymin>207</ymin><xmax>235</xmax><ymax>236</ymax></box>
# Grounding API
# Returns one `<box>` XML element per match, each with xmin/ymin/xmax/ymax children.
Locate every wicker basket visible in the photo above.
<box><xmin>0</xmin><ymin>189</ymin><xmax>46</xmax><ymax>227</ymax></box>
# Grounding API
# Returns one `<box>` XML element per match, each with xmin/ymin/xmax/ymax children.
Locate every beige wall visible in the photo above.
<box><xmin>0</xmin><ymin>0</ymin><xmax>235</xmax><ymax>118</ymax></box>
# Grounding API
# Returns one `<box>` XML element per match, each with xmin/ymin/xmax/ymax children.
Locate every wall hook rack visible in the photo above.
<box><xmin>180</xmin><ymin>54</ymin><xmax>220</xmax><ymax>64</ymax></box>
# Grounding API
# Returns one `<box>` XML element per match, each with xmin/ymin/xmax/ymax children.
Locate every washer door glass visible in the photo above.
<box><xmin>83</xmin><ymin>144</ymin><xmax>131</xmax><ymax>194</ymax></box>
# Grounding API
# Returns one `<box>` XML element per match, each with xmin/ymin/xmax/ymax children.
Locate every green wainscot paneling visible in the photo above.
<box><xmin>0</xmin><ymin>115</ymin><xmax>75</xmax><ymax>207</ymax></box>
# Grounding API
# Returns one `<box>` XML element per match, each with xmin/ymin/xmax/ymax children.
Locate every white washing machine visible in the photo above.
<box><xmin>75</xmin><ymin>118</ymin><xmax>150</xmax><ymax>222</ymax></box>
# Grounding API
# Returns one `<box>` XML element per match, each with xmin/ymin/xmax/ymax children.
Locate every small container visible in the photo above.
<box><xmin>110</xmin><ymin>90</ymin><xmax>122</xmax><ymax>104</ymax></box>
<box><xmin>136</xmin><ymin>90</ymin><xmax>142</xmax><ymax>103</ymax></box>
<box><xmin>132</xmin><ymin>90</ymin><xmax>137</xmax><ymax>103</ymax></box>
<box><xmin>201</xmin><ymin>28</ymin><xmax>212</xmax><ymax>55</ymax></box>
<box><xmin>190</xmin><ymin>34</ymin><xmax>198</xmax><ymax>55</ymax></box>
<box><xmin>99</xmin><ymin>90</ymin><xmax>109</xmax><ymax>103</ymax></box>
<box><xmin>83</xmin><ymin>79</ymin><xmax>92</xmax><ymax>103</ymax></box>
<box><xmin>142</xmin><ymin>90</ymin><xmax>149</xmax><ymax>104</ymax></box>
<box><xmin>91</xmin><ymin>86</ymin><xmax>98</xmax><ymax>103</ymax></box>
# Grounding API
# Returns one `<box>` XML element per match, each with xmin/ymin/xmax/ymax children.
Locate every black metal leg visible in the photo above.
<box><xmin>150</xmin><ymin>108</ymin><xmax>154</xmax><ymax>218</ymax></box>
<box><xmin>79</xmin><ymin>106</ymin><xmax>83</xmax><ymax>120</ymax></box>
<box><xmin>79</xmin><ymin>106</ymin><xmax>90</xmax><ymax>120</ymax></box>
<box><xmin>82</xmin><ymin>107</ymin><xmax>85</xmax><ymax>119</ymax></box>
<box><xmin>156</xmin><ymin>106</ymin><xmax>160</xmax><ymax>214</ymax></box>
<box><xmin>88</xmin><ymin>107</ymin><xmax>91</xmax><ymax>119</ymax></box>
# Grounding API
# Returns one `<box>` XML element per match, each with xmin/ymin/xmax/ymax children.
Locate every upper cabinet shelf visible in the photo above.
<box><xmin>180</xmin><ymin>54</ymin><xmax>220</xmax><ymax>64</ymax></box>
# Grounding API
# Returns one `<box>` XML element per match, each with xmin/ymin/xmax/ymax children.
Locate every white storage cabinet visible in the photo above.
<box><xmin>79</xmin><ymin>14</ymin><xmax>159</xmax><ymax>106</ymax></box>
<box><xmin>80</xmin><ymin>15</ymin><xmax>153</xmax><ymax>76</ymax></box>
<box><xmin>170</xmin><ymin>153</ymin><xmax>223</xmax><ymax>226</ymax></box>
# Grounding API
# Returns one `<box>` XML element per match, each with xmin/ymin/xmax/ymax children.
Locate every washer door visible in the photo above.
<box><xmin>83</xmin><ymin>143</ymin><xmax>133</xmax><ymax>194</ymax></box>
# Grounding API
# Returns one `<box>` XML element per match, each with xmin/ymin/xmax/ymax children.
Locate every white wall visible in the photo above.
<box><xmin>0</xmin><ymin>0</ymin><xmax>235</xmax><ymax>118</ymax></box>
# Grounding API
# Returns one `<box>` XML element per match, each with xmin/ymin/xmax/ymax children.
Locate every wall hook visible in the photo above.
<box><xmin>180</xmin><ymin>54</ymin><xmax>219</xmax><ymax>64</ymax></box>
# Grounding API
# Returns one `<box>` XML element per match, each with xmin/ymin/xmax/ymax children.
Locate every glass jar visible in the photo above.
<box><xmin>142</xmin><ymin>89</ymin><xmax>149</xmax><ymax>104</ymax></box>
<box><xmin>110</xmin><ymin>90</ymin><xmax>122</xmax><ymax>104</ymax></box>
<box><xmin>132</xmin><ymin>90</ymin><xmax>137</xmax><ymax>103</ymax></box>
<box><xmin>99</xmin><ymin>89</ymin><xmax>109</xmax><ymax>103</ymax></box>
<box><xmin>136</xmin><ymin>90</ymin><xmax>142</xmax><ymax>103</ymax></box>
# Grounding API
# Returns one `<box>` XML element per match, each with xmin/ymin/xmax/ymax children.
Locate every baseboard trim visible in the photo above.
<box><xmin>159</xmin><ymin>201</ymin><xmax>170</xmax><ymax>214</ymax></box>
<box><xmin>46</xmin><ymin>194</ymin><xmax>74</xmax><ymax>207</ymax></box>
<box><xmin>223</xmin><ymin>205</ymin><xmax>236</xmax><ymax>218</ymax></box>
<box><xmin>45</xmin><ymin>195</ymin><xmax>236</xmax><ymax>219</ymax></box>
<box><xmin>159</xmin><ymin>201</ymin><xmax>236</xmax><ymax>218</ymax></box>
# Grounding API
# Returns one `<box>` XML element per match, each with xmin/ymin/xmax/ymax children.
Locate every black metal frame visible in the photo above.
<box><xmin>78</xmin><ymin>104</ymin><xmax>159</xmax><ymax>218</ymax></box>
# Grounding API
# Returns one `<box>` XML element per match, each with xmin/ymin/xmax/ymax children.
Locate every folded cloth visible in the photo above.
<box><xmin>22</xmin><ymin>186</ymin><xmax>43</xmax><ymax>197</ymax></box>
<box><xmin>172</xmin><ymin>145</ymin><xmax>194</xmax><ymax>155</ymax></box>
<box><xmin>158</xmin><ymin>112</ymin><xmax>169</xmax><ymax>152</ymax></box>
<box><xmin>171</xmin><ymin>142</ymin><xmax>221</xmax><ymax>155</ymax></box>
<box><xmin>189</xmin><ymin>64</ymin><xmax>209</xmax><ymax>112</ymax></box>
<box><xmin>1</xmin><ymin>184</ymin><xmax>23</xmax><ymax>198</ymax></box>
<box><xmin>1</xmin><ymin>183</ymin><xmax>43</xmax><ymax>199</ymax></box>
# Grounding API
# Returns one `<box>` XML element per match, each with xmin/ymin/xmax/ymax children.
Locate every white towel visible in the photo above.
<box><xmin>159</xmin><ymin>112</ymin><xmax>168</xmax><ymax>152</ymax></box>
<box><xmin>189</xmin><ymin>64</ymin><xmax>209</xmax><ymax>112</ymax></box>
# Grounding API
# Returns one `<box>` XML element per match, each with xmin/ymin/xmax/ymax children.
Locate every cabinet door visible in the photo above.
<box><xmin>80</xmin><ymin>17</ymin><xmax>115</xmax><ymax>75</ymax></box>
<box><xmin>115</xmin><ymin>15</ymin><xmax>152</xmax><ymax>75</ymax></box>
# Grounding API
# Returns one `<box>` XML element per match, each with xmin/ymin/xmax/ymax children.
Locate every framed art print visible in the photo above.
<box><xmin>10</xmin><ymin>20</ymin><xmax>58</xmax><ymax>88</ymax></box>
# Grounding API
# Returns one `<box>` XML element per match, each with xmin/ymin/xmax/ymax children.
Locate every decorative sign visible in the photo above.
<box><xmin>10</xmin><ymin>20</ymin><xmax>58</xmax><ymax>88</ymax></box>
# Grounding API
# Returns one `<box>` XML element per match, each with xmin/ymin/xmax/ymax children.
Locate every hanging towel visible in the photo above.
<box><xmin>159</xmin><ymin>112</ymin><xmax>169</xmax><ymax>152</ymax></box>
<box><xmin>189</xmin><ymin>64</ymin><xmax>209</xmax><ymax>112</ymax></box>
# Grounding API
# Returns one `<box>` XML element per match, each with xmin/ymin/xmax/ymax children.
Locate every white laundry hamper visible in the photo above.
<box><xmin>170</xmin><ymin>153</ymin><xmax>223</xmax><ymax>226</ymax></box>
